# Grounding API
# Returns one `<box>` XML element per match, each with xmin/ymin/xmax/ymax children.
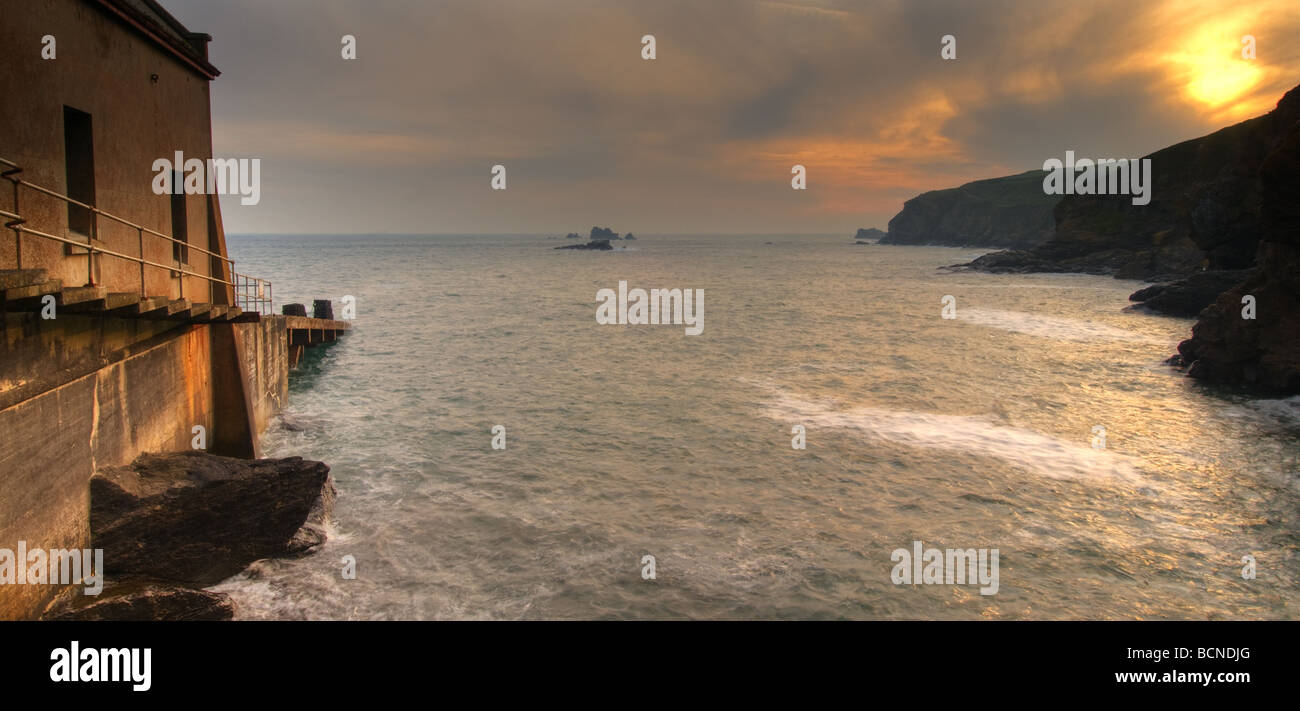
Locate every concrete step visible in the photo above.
<box><xmin>193</xmin><ymin>305</ymin><xmax>228</xmax><ymax>322</ymax></box>
<box><xmin>169</xmin><ymin>301</ymin><xmax>211</xmax><ymax>321</ymax></box>
<box><xmin>113</xmin><ymin>295</ymin><xmax>170</xmax><ymax>318</ymax></box>
<box><xmin>64</xmin><ymin>291</ymin><xmax>143</xmax><ymax>314</ymax></box>
<box><xmin>140</xmin><ymin>299</ymin><xmax>191</xmax><ymax>320</ymax></box>
<box><xmin>2</xmin><ymin>278</ymin><xmax>65</xmax><ymax>309</ymax></box>
<box><xmin>0</xmin><ymin>269</ymin><xmax>49</xmax><ymax>290</ymax></box>
<box><xmin>56</xmin><ymin>286</ymin><xmax>108</xmax><ymax>307</ymax></box>
<box><xmin>5</xmin><ymin>285</ymin><xmax>106</xmax><ymax>313</ymax></box>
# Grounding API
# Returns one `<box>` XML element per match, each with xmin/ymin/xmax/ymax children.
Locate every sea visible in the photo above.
<box><xmin>214</xmin><ymin>233</ymin><xmax>1300</xmax><ymax>619</ymax></box>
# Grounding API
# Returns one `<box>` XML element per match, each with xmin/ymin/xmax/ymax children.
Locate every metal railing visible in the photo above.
<box><xmin>233</xmin><ymin>272</ymin><xmax>272</xmax><ymax>316</ymax></box>
<box><xmin>1</xmin><ymin>156</ymin><xmax>273</xmax><ymax>315</ymax></box>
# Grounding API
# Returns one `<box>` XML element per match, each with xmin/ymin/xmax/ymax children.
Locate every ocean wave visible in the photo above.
<box><xmin>957</xmin><ymin>307</ymin><xmax>1162</xmax><ymax>344</ymax></box>
<box><xmin>758</xmin><ymin>388</ymin><xmax>1154</xmax><ymax>488</ymax></box>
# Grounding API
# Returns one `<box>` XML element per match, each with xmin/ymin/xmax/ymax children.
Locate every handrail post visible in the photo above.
<box><xmin>12</xmin><ymin>180</ymin><xmax>20</xmax><ymax>269</ymax></box>
<box><xmin>87</xmin><ymin>208</ymin><xmax>97</xmax><ymax>286</ymax></box>
<box><xmin>137</xmin><ymin>226</ymin><xmax>145</xmax><ymax>295</ymax></box>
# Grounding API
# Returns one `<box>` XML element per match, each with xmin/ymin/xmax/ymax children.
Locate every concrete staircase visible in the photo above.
<box><xmin>0</xmin><ymin>269</ymin><xmax>248</xmax><ymax>322</ymax></box>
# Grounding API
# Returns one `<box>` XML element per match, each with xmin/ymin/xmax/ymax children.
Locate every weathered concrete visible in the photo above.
<box><xmin>236</xmin><ymin>316</ymin><xmax>288</xmax><ymax>437</ymax></box>
<box><xmin>0</xmin><ymin>311</ymin><xmax>295</xmax><ymax>619</ymax></box>
<box><xmin>0</xmin><ymin>313</ymin><xmax>217</xmax><ymax>619</ymax></box>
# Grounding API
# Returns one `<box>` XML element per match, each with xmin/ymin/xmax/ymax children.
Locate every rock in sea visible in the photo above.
<box><xmin>90</xmin><ymin>451</ymin><xmax>336</xmax><ymax>586</ymax></box>
<box><xmin>44</xmin><ymin>580</ymin><xmax>235</xmax><ymax>621</ymax></box>
<box><xmin>555</xmin><ymin>239</ymin><xmax>613</xmax><ymax>251</ymax></box>
<box><xmin>1128</xmin><ymin>269</ymin><xmax>1256</xmax><ymax>318</ymax></box>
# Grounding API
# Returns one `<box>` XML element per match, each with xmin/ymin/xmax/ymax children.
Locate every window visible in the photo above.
<box><xmin>171</xmin><ymin>170</ymin><xmax>188</xmax><ymax>263</ymax></box>
<box><xmin>62</xmin><ymin>106</ymin><xmax>94</xmax><ymax>237</ymax></box>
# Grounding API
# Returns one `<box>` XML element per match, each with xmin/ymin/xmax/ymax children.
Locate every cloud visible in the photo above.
<box><xmin>162</xmin><ymin>0</ymin><xmax>1300</xmax><ymax>234</ymax></box>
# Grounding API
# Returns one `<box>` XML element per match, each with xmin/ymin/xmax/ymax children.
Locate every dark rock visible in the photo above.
<box><xmin>882</xmin><ymin>170</ymin><xmax>1058</xmax><ymax>249</ymax></box>
<box><xmin>555</xmin><ymin>240</ymin><xmax>613</xmax><ymax>251</ymax></box>
<box><xmin>1177</xmin><ymin>114</ymin><xmax>1300</xmax><ymax>393</ymax></box>
<box><xmin>43</xmin><ymin>579</ymin><xmax>235</xmax><ymax>621</ymax></box>
<box><xmin>591</xmin><ymin>226</ymin><xmax>620</xmax><ymax>240</ymax></box>
<box><xmin>624</xmin><ymin>233</ymin><xmax>636</xmax><ymax>240</ymax></box>
<box><xmin>1128</xmin><ymin>269</ymin><xmax>1256</xmax><ymax>317</ymax></box>
<box><xmin>282</xmin><ymin>303</ymin><xmax>308</xmax><ymax>317</ymax></box>
<box><xmin>950</xmin><ymin>250</ymin><xmax>1052</xmax><ymax>273</ymax></box>
<box><xmin>853</xmin><ymin>227</ymin><xmax>887</xmax><ymax>242</ymax></box>
<box><xmin>565</xmin><ymin>232</ymin><xmax>582</xmax><ymax>239</ymax></box>
<box><xmin>312</xmin><ymin>299</ymin><xmax>334</xmax><ymax>320</ymax></box>
<box><xmin>91</xmin><ymin>451</ymin><xmax>336</xmax><ymax>586</ymax></box>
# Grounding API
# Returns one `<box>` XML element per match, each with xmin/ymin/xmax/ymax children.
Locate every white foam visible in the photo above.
<box><xmin>761</xmin><ymin>389</ymin><xmax>1153</xmax><ymax>488</ymax></box>
<box><xmin>1233</xmin><ymin>396</ymin><xmax>1300</xmax><ymax>423</ymax></box>
<box><xmin>957</xmin><ymin>307</ymin><xmax>1161</xmax><ymax>344</ymax></box>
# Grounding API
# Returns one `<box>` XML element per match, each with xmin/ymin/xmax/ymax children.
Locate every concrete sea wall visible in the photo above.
<box><xmin>0</xmin><ymin>313</ymin><xmax>287</xmax><ymax>619</ymax></box>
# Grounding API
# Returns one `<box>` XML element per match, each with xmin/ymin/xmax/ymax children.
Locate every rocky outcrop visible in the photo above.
<box><xmin>881</xmin><ymin>170</ymin><xmax>1057</xmax><ymax>249</ymax></box>
<box><xmin>1175</xmin><ymin>116</ymin><xmax>1300</xmax><ymax>392</ymax></box>
<box><xmin>44</xmin><ymin>580</ymin><xmax>235</xmax><ymax>621</ymax></box>
<box><xmin>591</xmin><ymin>226</ymin><xmax>620</xmax><ymax>240</ymax></box>
<box><xmin>1128</xmin><ymin>269</ymin><xmax>1256</xmax><ymax>317</ymax></box>
<box><xmin>853</xmin><ymin>227</ymin><xmax>886</xmax><ymax>242</ymax></box>
<box><xmin>91</xmin><ymin>451</ymin><xmax>335</xmax><ymax>586</ymax></box>
<box><xmin>624</xmin><ymin>233</ymin><xmax>636</xmax><ymax>240</ymax></box>
<box><xmin>565</xmin><ymin>232</ymin><xmax>582</xmax><ymax>239</ymax></box>
<box><xmin>965</xmin><ymin>84</ymin><xmax>1300</xmax><ymax>281</ymax></box>
<box><xmin>555</xmin><ymin>239</ymin><xmax>613</xmax><ymax>250</ymax></box>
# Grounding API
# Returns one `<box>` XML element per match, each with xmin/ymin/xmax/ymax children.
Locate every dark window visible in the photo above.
<box><xmin>171</xmin><ymin>170</ymin><xmax>188</xmax><ymax>263</ymax></box>
<box><xmin>62</xmin><ymin>106</ymin><xmax>94</xmax><ymax>237</ymax></box>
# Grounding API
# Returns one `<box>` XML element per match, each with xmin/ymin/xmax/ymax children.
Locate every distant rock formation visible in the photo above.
<box><xmin>881</xmin><ymin>170</ymin><xmax>1058</xmax><ymax>249</ymax></box>
<box><xmin>555</xmin><ymin>239</ymin><xmax>613</xmax><ymax>250</ymax></box>
<box><xmin>565</xmin><ymin>232</ymin><xmax>582</xmax><ymax>239</ymax></box>
<box><xmin>591</xmin><ymin>226</ymin><xmax>620</xmax><ymax>240</ymax></box>
<box><xmin>964</xmin><ymin>84</ymin><xmax>1300</xmax><ymax>281</ymax></box>
<box><xmin>853</xmin><ymin>227</ymin><xmax>886</xmax><ymax>241</ymax></box>
<box><xmin>624</xmin><ymin>233</ymin><xmax>636</xmax><ymax>240</ymax></box>
<box><xmin>1175</xmin><ymin>113</ymin><xmax>1300</xmax><ymax>392</ymax></box>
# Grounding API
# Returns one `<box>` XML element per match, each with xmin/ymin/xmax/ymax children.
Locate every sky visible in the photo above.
<box><xmin>162</xmin><ymin>0</ymin><xmax>1300</xmax><ymax>235</ymax></box>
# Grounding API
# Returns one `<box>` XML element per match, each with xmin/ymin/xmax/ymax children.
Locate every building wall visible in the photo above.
<box><xmin>0</xmin><ymin>313</ymin><xmax>286</xmax><ymax>620</ymax></box>
<box><xmin>0</xmin><ymin>0</ymin><xmax>221</xmax><ymax>300</ymax></box>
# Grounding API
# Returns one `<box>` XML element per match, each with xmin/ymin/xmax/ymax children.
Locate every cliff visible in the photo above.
<box><xmin>1175</xmin><ymin>116</ymin><xmax>1300</xmax><ymax>392</ymax></box>
<box><xmin>966</xmin><ymin>84</ymin><xmax>1300</xmax><ymax>281</ymax></box>
<box><xmin>881</xmin><ymin>170</ymin><xmax>1057</xmax><ymax>249</ymax></box>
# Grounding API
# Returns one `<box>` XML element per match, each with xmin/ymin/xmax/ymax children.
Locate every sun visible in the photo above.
<box><xmin>1165</xmin><ymin>26</ymin><xmax>1266</xmax><ymax>118</ymax></box>
<box><xmin>1183</xmin><ymin>52</ymin><xmax>1263</xmax><ymax>107</ymax></box>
